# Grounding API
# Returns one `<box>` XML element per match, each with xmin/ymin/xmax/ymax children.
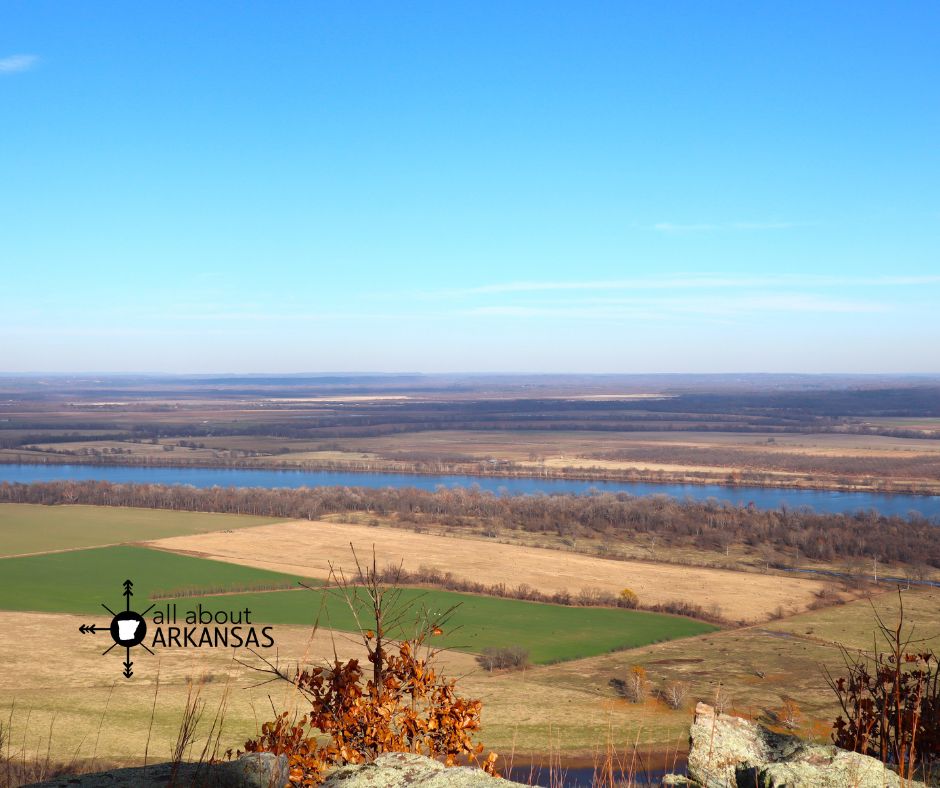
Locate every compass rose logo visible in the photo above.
<box><xmin>78</xmin><ymin>579</ymin><xmax>154</xmax><ymax>678</ymax></box>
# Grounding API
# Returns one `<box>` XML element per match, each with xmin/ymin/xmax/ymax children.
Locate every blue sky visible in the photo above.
<box><xmin>1</xmin><ymin>1</ymin><xmax>938</xmax><ymax>373</ymax></box>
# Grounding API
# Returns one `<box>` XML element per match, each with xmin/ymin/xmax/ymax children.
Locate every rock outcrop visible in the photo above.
<box><xmin>28</xmin><ymin>713</ymin><xmax>928</xmax><ymax>788</ymax></box>
<box><xmin>322</xmin><ymin>752</ymin><xmax>526</xmax><ymax>787</ymax></box>
<box><xmin>26</xmin><ymin>752</ymin><xmax>526</xmax><ymax>788</ymax></box>
<box><xmin>26</xmin><ymin>753</ymin><xmax>290</xmax><ymax>787</ymax></box>
<box><xmin>682</xmin><ymin>702</ymin><xmax>925</xmax><ymax>788</ymax></box>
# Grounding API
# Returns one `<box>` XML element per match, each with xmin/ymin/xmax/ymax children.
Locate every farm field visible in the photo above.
<box><xmin>4</xmin><ymin>377</ymin><xmax>940</xmax><ymax>495</ymax></box>
<box><xmin>164</xmin><ymin>588</ymin><xmax>716</xmax><ymax>664</ymax></box>
<box><xmin>324</xmin><ymin>429</ymin><xmax>940</xmax><ymax>485</ymax></box>
<box><xmin>14</xmin><ymin>428</ymin><xmax>940</xmax><ymax>466</ymax></box>
<box><xmin>862</xmin><ymin>417</ymin><xmax>940</xmax><ymax>432</ymax></box>
<box><xmin>0</xmin><ymin>610</ymin><xmax>693</xmax><ymax>767</ymax></box>
<box><xmin>319</xmin><ymin>428</ymin><xmax>940</xmax><ymax>460</ymax></box>
<box><xmin>0</xmin><ymin>587</ymin><xmax>932</xmax><ymax>767</ymax></box>
<box><xmin>533</xmin><ymin>586</ymin><xmax>940</xmax><ymax>738</ymax></box>
<box><xmin>0</xmin><ymin>545</ymin><xmax>714</xmax><ymax>663</ymax></box>
<box><xmin>148</xmin><ymin>519</ymin><xmax>832</xmax><ymax>623</ymax></box>
<box><xmin>0</xmin><ymin>503</ymin><xmax>285</xmax><ymax>557</ymax></box>
<box><xmin>0</xmin><ymin>546</ymin><xmax>313</xmax><ymax>613</ymax></box>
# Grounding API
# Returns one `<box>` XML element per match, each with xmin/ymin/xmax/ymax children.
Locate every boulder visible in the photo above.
<box><xmin>322</xmin><ymin>752</ymin><xmax>526</xmax><ymax>787</ymax></box>
<box><xmin>29</xmin><ymin>751</ymin><xmax>525</xmax><ymax>788</ymax></box>
<box><xmin>24</xmin><ymin>752</ymin><xmax>290</xmax><ymax>787</ymax></box>
<box><xmin>685</xmin><ymin>702</ymin><xmax>925</xmax><ymax>788</ymax></box>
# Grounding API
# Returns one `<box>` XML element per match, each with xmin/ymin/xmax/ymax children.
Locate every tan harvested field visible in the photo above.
<box><xmin>319</xmin><ymin>429</ymin><xmax>940</xmax><ymax>490</ymax></box>
<box><xmin>22</xmin><ymin>440</ymin><xmax>226</xmax><ymax>462</ymax></box>
<box><xmin>556</xmin><ymin>394</ymin><xmax>674</xmax><ymax>400</ymax></box>
<box><xmin>234</xmin><ymin>429</ymin><xmax>940</xmax><ymax>488</ymax></box>
<box><xmin>539</xmin><ymin>456</ymin><xmax>749</xmax><ymax>474</ymax></box>
<box><xmin>17</xmin><ymin>428</ymin><xmax>940</xmax><ymax>463</ymax></box>
<box><xmin>146</xmin><ymin>520</ymin><xmax>832</xmax><ymax>623</ymax></box>
<box><xmin>263</xmin><ymin>395</ymin><xmax>412</xmax><ymax>402</ymax></box>
<box><xmin>327</xmin><ymin>428</ymin><xmax>940</xmax><ymax>459</ymax></box>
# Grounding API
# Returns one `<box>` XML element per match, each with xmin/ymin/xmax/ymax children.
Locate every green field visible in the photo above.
<box><xmin>0</xmin><ymin>503</ymin><xmax>285</xmax><ymax>556</ymax></box>
<box><xmin>0</xmin><ymin>545</ymin><xmax>314</xmax><ymax>612</ymax></box>
<box><xmin>172</xmin><ymin>587</ymin><xmax>716</xmax><ymax>663</ymax></box>
<box><xmin>0</xmin><ymin>546</ymin><xmax>715</xmax><ymax>663</ymax></box>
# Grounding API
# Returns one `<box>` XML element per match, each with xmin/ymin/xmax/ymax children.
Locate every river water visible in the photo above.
<box><xmin>1</xmin><ymin>463</ymin><xmax>938</xmax><ymax>518</ymax></box>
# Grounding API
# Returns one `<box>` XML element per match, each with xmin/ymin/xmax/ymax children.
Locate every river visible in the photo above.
<box><xmin>1</xmin><ymin>463</ymin><xmax>938</xmax><ymax>518</ymax></box>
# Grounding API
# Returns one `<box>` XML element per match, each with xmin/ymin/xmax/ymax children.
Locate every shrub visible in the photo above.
<box><xmin>825</xmin><ymin>589</ymin><xmax>940</xmax><ymax>781</ymax></box>
<box><xmin>237</xmin><ymin>549</ymin><xmax>499</xmax><ymax>785</ymax></box>
<box><xmin>713</xmin><ymin>682</ymin><xmax>731</xmax><ymax>715</ymax></box>
<box><xmin>780</xmin><ymin>698</ymin><xmax>801</xmax><ymax>730</ymax></box>
<box><xmin>624</xmin><ymin>665</ymin><xmax>647</xmax><ymax>703</ymax></box>
<box><xmin>619</xmin><ymin>588</ymin><xmax>639</xmax><ymax>608</ymax></box>
<box><xmin>477</xmin><ymin>646</ymin><xmax>530</xmax><ymax>672</ymax></box>
<box><xmin>661</xmin><ymin>681</ymin><xmax>689</xmax><ymax>711</ymax></box>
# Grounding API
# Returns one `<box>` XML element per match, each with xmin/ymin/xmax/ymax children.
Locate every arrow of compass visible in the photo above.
<box><xmin>122</xmin><ymin>580</ymin><xmax>136</xmax><ymax>677</ymax></box>
<box><xmin>97</xmin><ymin>580</ymin><xmax>154</xmax><ymax>678</ymax></box>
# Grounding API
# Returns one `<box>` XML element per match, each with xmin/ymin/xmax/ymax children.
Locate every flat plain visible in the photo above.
<box><xmin>0</xmin><ymin>545</ymin><xmax>311</xmax><ymax>612</ymax></box>
<box><xmin>1</xmin><ymin>377</ymin><xmax>938</xmax><ymax>772</ymax></box>
<box><xmin>0</xmin><ymin>503</ymin><xmax>284</xmax><ymax>557</ymax></box>
<box><xmin>4</xmin><ymin>377</ymin><xmax>939</xmax><ymax>496</ymax></box>
<box><xmin>0</xmin><ymin>544</ymin><xmax>713</xmax><ymax>662</ymax></box>
<box><xmin>148</xmin><ymin>518</ymin><xmax>832</xmax><ymax>622</ymax></box>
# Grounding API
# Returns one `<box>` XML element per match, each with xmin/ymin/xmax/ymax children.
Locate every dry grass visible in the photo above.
<box><xmin>330</xmin><ymin>428</ymin><xmax>940</xmax><ymax>461</ymax></box>
<box><xmin>0</xmin><ymin>611</ymin><xmax>475</xmax><ymax>763</ymax></box>
<box><xmin>0</xmin><ymin>611</ymin><xmax>681</xmax><ymax>766</ymax></box>
<box><xmin>146</xmin><ymin>519</ymin><xmax>831</xmax><ymax>622</ymax></box>
<box><xmin>531</xmin><ymin>586</ymin><xmax>940</xmax><ymax>741</ymax></box>
<box><xmin>3</xmin><ymin>586</ymin><xmax>933</xmax><ymax>768</ymax></box>
<box><xmin>537</xmin><ymin>456</ymin><xmax>750</xmax><ymax>474</ymax></box>
<box><xmin>0</xmin><ymin>504</ymin><xmax>284</xmax><ymax>558</ymax></box>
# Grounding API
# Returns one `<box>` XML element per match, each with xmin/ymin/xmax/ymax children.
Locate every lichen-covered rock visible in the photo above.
<box><xmin>687</xmin><ymin>702</ymin><xmax>925</xmax><ymax>788</ymax></box>
<box><xmin>212</xmin><ymin>753</ymin><xmax>292</xmax><ymax>787</ymax></box>
<box><xmin>24</xmin><ymin>752</ymin><xmax>290</xmax><ymax>787</ymax></box>
<box><xmin>660</xmin><ymin>775</ymin><xmax>693</xmax><ymax>786</ymax></box>
<box><xmin>321</xmin><ymin>752</ymin><xmax>526</xmax><ymax>787</ymax></box>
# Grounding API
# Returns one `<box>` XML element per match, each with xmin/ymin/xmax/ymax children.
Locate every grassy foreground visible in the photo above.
<box><xmin>1</xmin><ymin>589</ymin><xmax>935</xmax><ymax>767</ymax></box>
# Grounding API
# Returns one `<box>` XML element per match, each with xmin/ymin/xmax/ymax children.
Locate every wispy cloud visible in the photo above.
<box><xmin>0</xmin><ymin>54</ymin><xmax>39</xmax><ymax>74</ymax></box>
<box><xmin>423</xmin><ymin>274</ymin><xmax>940</xmax><ymax>298</ymax></box>
<box><xmin>464</xmin><ymin>293</ymin><xmax>886</xmax><ymax>319</ymax></box>
<box><xmin>653</xmin><ymin>221</ymin><xmax>800</xmax><ymax>232</ymax></box>
<box><xmin>412</xmin><ymin>273</ymin><xmax>940</xmax><ymax>323</ymax></box>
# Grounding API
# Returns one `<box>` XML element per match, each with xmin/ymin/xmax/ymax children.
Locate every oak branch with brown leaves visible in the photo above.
<box><xmin>234</xmin><ymin>547</ymin><xmax>498</xmax><ymax>786</ymax></box>
<box><xmin>824</xmin><ymin>589</ymin><xmax>940</xmax><ymax>782</ymax></box>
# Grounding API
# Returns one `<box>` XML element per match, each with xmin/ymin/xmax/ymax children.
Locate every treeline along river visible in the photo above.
<box><xmin>0</xmin><ymin>463</ymin><xmax>938</xmax><ymax>519</ymax></box>
<box><xmin>5</xmin><ymin>473</ymin><xmax>939</xmax><ymax>570</ymax></box>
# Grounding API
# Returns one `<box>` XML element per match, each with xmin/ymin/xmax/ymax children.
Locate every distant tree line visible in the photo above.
<box><xmin>2</xmin><ymin>481</ymin><xmax>937</xmax><ymax>570</ymax></box>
